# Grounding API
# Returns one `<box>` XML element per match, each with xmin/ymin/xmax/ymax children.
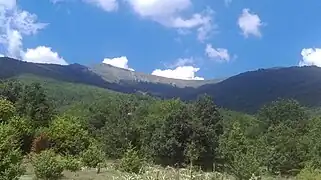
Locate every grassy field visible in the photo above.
<box><xmin>19</xmin><ymin>161</ymin><xmax>294</xmax><ymax>180</ymax></box>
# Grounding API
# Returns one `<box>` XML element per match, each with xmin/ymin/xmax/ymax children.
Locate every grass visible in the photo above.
<box><xmin>19</xmin><ymin>161</ymin><xmax>295</xmax><ymax>180</ymax></box>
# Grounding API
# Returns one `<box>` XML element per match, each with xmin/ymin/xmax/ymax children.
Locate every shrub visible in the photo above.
<box><xmin>0</xmin><ymin>123</ymin><xmax>25</xmax><ymax>180</ymax></box>
<box><xmin>117</xmin><ymin>145</ymin><xmax>145</xmax><ymax>174</ymax></box>
<box><xmin>0</xmin><ymin>98</ymin><xmax>16</xmax><ymax>123</ymax></box>
<box><xmin>31</xmin><ymin>150</ymin><xmax>64</xmax><ymax>180</ymax></box>
<box><xmin>80</xmin><ymin>143</ymin><xmax>105</xmax><ymax>173</ymax></box>
<box><xmin>61</xmin><ymin>156</ymin><xmax>81</xmax><ymax>172</ymax></box>
<box><xmin>48</xmin><ymin>116</ymin><xmax>90</xmax><ymax>156</ymax></box>
<box><xmin>296</xmin><ymin>166</ymin><xmax>321</xmax><ymax>180</ymax></box>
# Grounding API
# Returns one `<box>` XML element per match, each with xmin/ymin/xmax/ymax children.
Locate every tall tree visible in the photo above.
<box><xmin>192</xmin><ymin>94</ymin><xmax>223</xmax><ymax>170</ymax></box>
<box><xmin>17</xmin><ymin>83</ymin><xmax>53</xmax><ymax>127</ymax></box>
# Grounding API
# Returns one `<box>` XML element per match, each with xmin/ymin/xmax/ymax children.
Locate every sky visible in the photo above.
<box><xmin>1</xmin><ymin>0</ymin><xmax>321</xmax><ymax>80</ymax></box>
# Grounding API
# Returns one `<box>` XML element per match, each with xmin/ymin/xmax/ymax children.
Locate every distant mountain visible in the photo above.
<box><xmin>2</xmin><ymin>57</ymin><xmax>321</xmax><ymax>113</ymax></box>
<box><xmin>189</xmin><ymin>66</ymin><xmax>321</xmax><ymax>113</ymax></box>
<box><xmin>90</xmin><ymin>63</ymin><xmax>221</xmax><ymax>88</ymax></box>
<box><xmin>0</xmin><ymin>57</ymin><xmax>203</xmax><ymax>98</ymax></box>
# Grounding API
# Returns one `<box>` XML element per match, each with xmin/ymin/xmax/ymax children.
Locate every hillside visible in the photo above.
<box><xmin>191</xmin><ymin>66</ymin><xmax>321</xmax><ymax>113</ymax></box>
<box><xmin>2</xmin><ymin>57</ymin><xmax>321</xmax><ymax>113</ymax></box>
<box><xmin>91</xmin><ymin>63</ymin><xmax>221</xmax><ymax>88</ymax></box>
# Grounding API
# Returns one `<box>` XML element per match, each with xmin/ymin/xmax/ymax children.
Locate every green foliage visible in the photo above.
<box><xmin>80</xmin><ymin>143</ymin><xmax>105</xmax><ymax>169</ymax></box>
<box><xmin>0</xmin><ymin>98</ymin><xmax>16</xmax><ymax>123</ymax></box>
<box><xmin>0</xmin><ymin>80</ymin><xmax>23</xmax><ymax>103</ymax></box>
<box><xmin>259</xmin><ymin>99</ymin><xmax>308</xmax><ymax>175</ymax></box>
<box><xmin>16</xmin><ymin>82</ymin><xmax>54</xmax><ymax>127</ymax></box>
<box><xmin>296</xmin><ymin>166</ymin><xmax>321</xmax><ymax>180</ymax></box>
<box><xmin>0</xmin><ymin>123</ymin><xmax>25</xmax><ymax>180</ymax></box>
<box><xmin>117</xmin><ymin>145</ymin><xmax>145</xmax><ymax>174</ymax></box>
<box><xmin>31</xmin><ymin>150</ymin><xmax>64</xmax><ymax>180</ymax></box>
<box><xmin>219</xmin><ymin>121</ymin><xmax>263</xmax><ymax>180</ymax></box>
<box><xmin>60</xmin><ymin>156</ymin><xmax>82</xmax><ymax>172</ymax></box>
<box><xmin>191</xmin><ymin>94</ymin><xmax>223</xmax><ymax>170</ymax></box>
<box><xmin>48</xmin><ymin>116</ymin><xmax>90</xmax><ymax>156</ymax></box>
<box><xmin>8</xmin><ymin>116</ymin><xmax>34</xmax><ymax>154</ymax></box>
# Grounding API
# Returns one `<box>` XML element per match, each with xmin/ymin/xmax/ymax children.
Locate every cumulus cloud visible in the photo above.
<box><xmin>0</xmin><ymin>0</ymin><xmax>16</xmax><ymax>10</ymax></box>
<box><xmin>205</xmin><ymin>44</ymin><xmax>230</xmax><ymax>62</ymax></box>
<box><xmin>22</xmin><ymin>46</ymin><xmax>68</xmax><ymax>65</ymax></box>
<box><xmin>299</xmin><ymin>48</ymin><xmax>321</xmax><ymax>67</ymax></box>
<box><xmin>127</xmin><ymin>0</ymin><xmax>214</xmax><ymax>41</ymax></box>
<box><xmin>238</xmin><ymin>8</ymin><xmax>263</xmax><ymax>38</ymax></box>
<box><xmin>102</xmin><ymin>56</ymin><xmax>134</xmax><ymax>71</ymax></box>
<box><xmin>152</xmin><ymin>65</ymin><xmax>204</xmax><ymax>80</ymax></box>
<box><xmin>0</xmin><ymin>0</ymin><xmax>67</xmax><ymax>65</ymax></box>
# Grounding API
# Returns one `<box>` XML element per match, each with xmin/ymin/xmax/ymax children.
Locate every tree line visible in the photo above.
<box><xmin>1</xmin><ymin>80</ymin><xmax>321</xmax><ymax>179</ymax></box>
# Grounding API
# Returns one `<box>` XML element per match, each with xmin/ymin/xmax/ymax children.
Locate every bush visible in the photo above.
<box><xmin>117</xmin><ymin>145</ymin><xmax>145</xmax><ymax>174</ymax></box>
<box><xmin>80</xmin><ymin>143</ymin><xmax>105</xmax><ymax>173</ymax></box>
<box><xmin>61</xmin><ymin>156</ymin><xmax>81</xmax><ymax>172</ymax></box>
<box><xmin>31</xmin><ymin>150</ymin><xmax>64</xmax><ymax>180</ymax></box>
<box><xmin>48</xmin><ymin>116</ymin><xmax>90</xmax><ymax>156</ymax></box>
<box><xmin>0</xmin><ymin>123</ymin><xmax>25</xmax><ymax>180</ymax></box>
<box><xmin>296</xmin><ymin>166</ymin><xmax>321</xmax><ymax>180</ymax></box>
<box><xmin>0</xmin><ymin>98</ymin><xmax>16</xmax><ymax>123</ymax></box>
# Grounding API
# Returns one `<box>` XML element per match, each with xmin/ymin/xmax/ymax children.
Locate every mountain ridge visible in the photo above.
<box><xmin>2</xmin><ymin>57</ymin><xmax>321</xmax><ymax>113</ymax></box>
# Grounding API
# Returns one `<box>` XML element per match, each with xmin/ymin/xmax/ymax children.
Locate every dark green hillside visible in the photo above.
<box><xmin>4</xmin><ymin>57</ymin><xmax>321</xmax><ymax>114</ymax></box>
<box><xmin>192</xmin><ymin>66</ymin><xmax>321</xmax><ymax>113</ymax></box>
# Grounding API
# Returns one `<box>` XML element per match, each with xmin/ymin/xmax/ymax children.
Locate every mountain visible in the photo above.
<box><xmin>90</xmin><ymin>63</ymin><xmax>222</xmax><ymax>88</ymax></box>
<box><xmin>189</xmin><ymin>66</ymin><xmax>321</xmax><ymax>113</ymax></box>
<box><xmin>2</xmin><ymin>57</ymin><xmax>321</xmax><ymax>113</ymax></box>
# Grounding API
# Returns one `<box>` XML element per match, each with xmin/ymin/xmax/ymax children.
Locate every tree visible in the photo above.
<box><xmin>258</xmin><ymin>99</ymin><xmax>308</xmax><ymax>175</ymax></box>
<box><xmin>192</xmin><ymin>94</ymin><xmax>224</xmax><ymax>170</ymax></box>
<box><xmin>149</xmin><ymin>100</ymin><xmax>193</xmax><ymax>167</ymax></box>
<box><xmin>0</xmin><ymin>80</ymin><xmax>23</xmax><ymax>104</ymax></box>
<box><xmin>0</xmin><ymin>123</ymin><xmax>25</xmax><ymax>180</ymax></box>
<box><xmin>17</xmin><ymin>82</ymin><xmax>53</xmax><ymax>127</ymax></box>
<box><xmin>219</xmin><ymin>121</ymin><xmax>263</xmax><ymax>180</ymax></box>
<box><xmin>81</xmin><ymin>143</ymin><xmax>105</xmax><ymax>174</ymax></box>
<box><xmin>0</xmin><ymin>98</ymin><xmax>16</xmax><ymax>123</ymax></box>
<box><xmin>48</xmin><ymin>116</ymin><xmax>90</xmax><ymax>156</ymax></box>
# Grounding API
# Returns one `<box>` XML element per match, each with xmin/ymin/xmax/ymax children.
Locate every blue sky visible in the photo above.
<box><xmin>1</xmin><ymin>0</ymin><xmax>321</xmax><ymax>80</ymax></box>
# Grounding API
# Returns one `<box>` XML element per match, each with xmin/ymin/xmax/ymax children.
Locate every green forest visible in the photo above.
<box><xmin>2</xmin><ymin>78</ymin><xmax>321</xmax><ymax>180</ymax></box>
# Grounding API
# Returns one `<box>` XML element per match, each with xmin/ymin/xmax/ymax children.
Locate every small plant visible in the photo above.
<box><xmin>31</xmin><ymin>150</ymin><xmax>64</xmax><ymax>180</ymax></box>
<box><xmin>117</xmin><ymin>144</ymin><xmax>145</xmax><ymax>174</ymax></box>
<box><xmin>80</xmin><ymin>143</ymin><xmax>105</xmax><ymax>174</ymax></box>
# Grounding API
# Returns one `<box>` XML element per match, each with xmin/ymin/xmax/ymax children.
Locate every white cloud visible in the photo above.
<box><xmin>205</xmin><ymin>44</ymin><xmax>230</xmax><ymax>62</ymax></box>
<box><xmin>83</xmin><ymin>0</ymin><xmax>118</xmax><ymax>11</ymax></box>
<box><xmin>171</xmin><ymin>58</ymin><xmax>194</xmax><ymax>67</ymax></box>
<box><xmin>51</xmin><ymin>0</ymin><xmax>118</xmax><ymax>12</ymax></box>
<box><xmin>238</xmin><ymin>8</ymin><xmax>263</xmax><ymax>38</ymax></box>
<box><xmin>127</xmin><ymin>0</ymin><xmax>214</xmax><ymax>41</ymax></box>
<box><xmin>0</xmin><ymin>1</ymin><xmax>67</xmax><ymax>65</ymax></box>
<box><xmin>22</xmin><ymin>46</ymin><xmax>68</xmax><ymax>65</ymax></box>
<box><xmin>299</xmin><ymin>48</ymin><xmax>321</xmax><ymax>67</ymax></box>
<box><xmin>6</xmin><ymin>29</ymin><xmax>22</xmax><ymax>58</ymax></box>
<box><xmin>0</xmin><ymin>53</ymin><xmax>4</xmax><ymax>57</ymax></box>
<box><xmin>102</xmin><ymin>56</ymin><xmax>134</xmax><ymax>71</ymax></box>
<box><xmin>0</xmin><ymin>1</ymin><xmax>47</xmax><ymax>59</ymax></box>
<box><xmin>152</xmin><ymin>66</ymin><xmax>204</xmax><ymax>80</ymax></box>
<box><xmin>0</xmin><ymin>0</ymin><xmax>16</xmax><ymax>10</ymax></box>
